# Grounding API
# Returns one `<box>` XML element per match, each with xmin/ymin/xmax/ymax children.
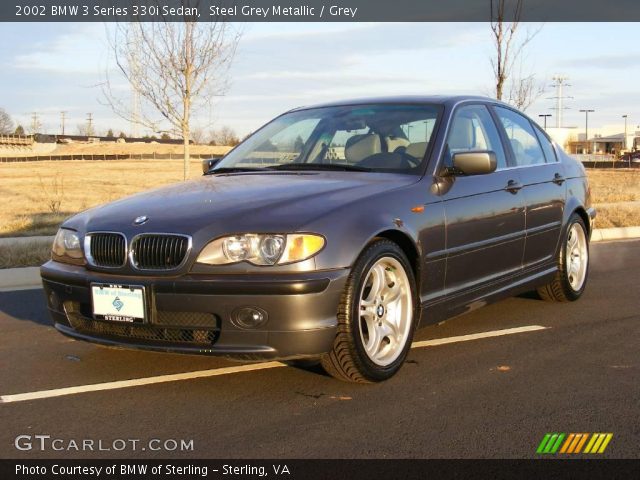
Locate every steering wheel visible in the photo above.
<box><xmin>399</xmin><ymin>152</ymin><xmax>420</xmax><ymax>168</ymax></box>
<box><xmin>392</xmin><ymin>146</ymin><xmax>420</xmax><ymax>168</ymax></box>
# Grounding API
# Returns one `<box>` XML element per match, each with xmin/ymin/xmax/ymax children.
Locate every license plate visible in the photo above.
<box><xmin>91</xmin><ymin>284</ymin><xmax>146</xmax><ymax>323</ymax></box>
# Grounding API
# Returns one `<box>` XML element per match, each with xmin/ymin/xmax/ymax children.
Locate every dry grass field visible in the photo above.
<box><xmin>0</xmin><ymin>158</ymin><xmax>209</xmax><ymax>238</ymax></box>
<box><xmin>0</xmin><ymin>162</ymin><xmax>637</xmax><ymax>238</ymax></box>
<box><xmin>0</xmin><ymin>239</ymin><xmax>51</xmax><ymax>269</ymax></box>
<box><xmin>0</xmin><ymin>141</ymin><xmax>231</xmax><ymax>158</ymax></box>
<box><xmin>587</xmin><ymin>169</ymin><xmax>640</xmax><ymax>204</ymax></box>
<box><xmin>0</xmin><ymin>162</ymin><xmax>637</xmax><ymax>267</ymax></box>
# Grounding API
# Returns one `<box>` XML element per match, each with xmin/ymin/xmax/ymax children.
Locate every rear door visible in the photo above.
<box><xmin>492</xmin><ymin>107</ymin><xmax>565</xmax><ymax>267</ymax></box>
<box><xmin>440</xmin><ymin>104</ymin><xmax>526</xmax><ymax>294</ymax></box>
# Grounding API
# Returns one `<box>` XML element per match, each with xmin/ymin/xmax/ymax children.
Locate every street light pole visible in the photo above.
<box><xmin>538</xmin><ymin>114</ymin><xmax>552</xmax><ymax>130</ymax></box>
<box><xmin>579</xmin><ymin>109</ymin><xmax>595</xmax><ymax>154</ymax></box>
<box><xmin>622</xmin><ymin>115</ymin><xmax>628</xmax><ymax>152</ymax></box>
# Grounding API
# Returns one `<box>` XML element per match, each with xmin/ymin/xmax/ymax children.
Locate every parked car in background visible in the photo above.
<box><xmin>41</xmin><ymin>96</ymin><xmax>595</xmax><ymax>383</ymax></box>
<box><xmin>619</xmin><ymin>151</ymin><xmax>640</xmax><ymax>163</ymax></box>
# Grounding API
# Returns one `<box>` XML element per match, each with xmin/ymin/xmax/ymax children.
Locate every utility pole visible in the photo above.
<box><xmin>86</xmin><ymin>113</ymin><xmax>94</xmax><ymax>137</ymax></box>
<box><xmin>30</xmin><ymin>112</ymin><xmax>40</xmax><ymax>134</ymax></box>
<box><xmin>60</xmin><ymin>111</ymin><xmax>67</xmax><ymax>135</ymax></box>
<box><xmin>579</xmin><ymin>109</ymin><xmax>595</xmax><ymax>154</ymax></box>
<box><xmin>538</xmin><ymin>114</ymin><xmax>552</xmax><ymax>130</ymax></box>
<box><xmin>549</xmin><ymin>75</ymin><xmax>571</xmax><ymax>128</ymax></box>
<box><xmin>622</xmin><ymin>114</ymin><xmax>628</xmax><ymax>152</ymax></box>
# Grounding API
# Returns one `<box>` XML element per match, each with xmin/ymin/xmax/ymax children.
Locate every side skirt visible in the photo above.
<box><xmin>418</xmin><ymin>264</ymin><xmax>557</xmax><ymax>328</ymax></box>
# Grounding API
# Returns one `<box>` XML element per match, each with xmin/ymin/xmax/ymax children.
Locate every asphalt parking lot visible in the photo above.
<box><xmin>0</xmin><ymin>240</ymin><xmax>638</xmax><ymax>459</ymax></box>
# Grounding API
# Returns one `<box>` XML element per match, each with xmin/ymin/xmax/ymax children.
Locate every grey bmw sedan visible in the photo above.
<box><xmin>41</xmin><ymin>96</ymin><xmax>595</xmax><ymax>382</ymax></box>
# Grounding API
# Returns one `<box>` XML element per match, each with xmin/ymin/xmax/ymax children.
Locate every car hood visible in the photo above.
<box><xmin>68</xmin><ymin>171</ymin><xmax>418</xmax><ymax>238</ymax></box>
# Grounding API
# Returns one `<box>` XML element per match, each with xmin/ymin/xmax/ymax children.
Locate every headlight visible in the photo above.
<box><xmin>197</xmin><ymin>233</ymin><xmax>325</xmax><ymax>266</ymax></box>
<box><xmin>52</xmin><ymin>228</ymin><xmax>84</xmax><ymax>264</ymax></box>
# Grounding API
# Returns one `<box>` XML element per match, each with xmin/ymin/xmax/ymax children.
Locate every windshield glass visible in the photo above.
<box><xmin>213</xmin><ymin>103</ymin><xmax>442</xmax><ymax>174</ymax></box>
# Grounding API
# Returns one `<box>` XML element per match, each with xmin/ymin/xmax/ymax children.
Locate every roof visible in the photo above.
<box><xmin>288</xmin><ymin>95</ymin><xmax>508</xmax><ymax>112</ymax></box>
<box><xmin>589</xmin><ymin>133</ymin><xmax>625</xmax><ymax>142</ymax></box>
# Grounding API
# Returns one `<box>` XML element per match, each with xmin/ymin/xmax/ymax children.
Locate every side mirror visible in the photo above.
<box><xmin>452</xmin><ymin>151</ymin><xmax>497</xmax><ymax>175</ymax></box>
<box><xmin>202</xmin><ymin>157</ymin><xmax>221</xmax><ymax>174</ymax></box>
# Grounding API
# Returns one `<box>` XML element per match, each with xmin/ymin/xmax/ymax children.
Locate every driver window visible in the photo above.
<box><xmin>445</xmin><ymin>105</ymin><xmax>507</xmax><ymax>170</ymax></box>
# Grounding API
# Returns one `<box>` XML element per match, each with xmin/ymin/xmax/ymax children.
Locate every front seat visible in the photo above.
<box><xmin>344</xmin><ymin>134</ymin><xmax>381</xmax><ymax>164</ymax></box>
<box><xmin>404</xmin><ymin>142</ymin><xmax>428</xmax><ymax>160</ymax></box>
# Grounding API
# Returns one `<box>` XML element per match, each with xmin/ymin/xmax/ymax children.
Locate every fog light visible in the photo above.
<box><xmin>49</xmin><ymin>291</ymin><xmax>61</xmax><ymax>310</ymax></box>
<box><xmin>231</xmin><ymin>307</ymin><xmax>268</xmax><ymax>329</ymax></box>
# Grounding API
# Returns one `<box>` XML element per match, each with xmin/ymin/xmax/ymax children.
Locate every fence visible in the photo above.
<box><xmin>572</xmin><ymin>154</ymin><xmax>638</xmax><ymax>169</ymax></box>
<box><xmin>0</xmin><ymin>153</ymin><xmax>223</xmax><ymax>163</ymax></box>
<box><xmin>0</xmin><ymin>135</ymin><xmax>34</xmax><ymax>147</ymax></box>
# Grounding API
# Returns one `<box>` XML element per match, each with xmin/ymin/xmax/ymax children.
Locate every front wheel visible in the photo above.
<box><xmin>537</xmin><ymin>213</ymin><xmax>590</xmax><ymax>302</ymax></box>
<box><xmin>321</xmin><ymin>240</ymin><xmax>417</xmax><ymax>383</ymax></box>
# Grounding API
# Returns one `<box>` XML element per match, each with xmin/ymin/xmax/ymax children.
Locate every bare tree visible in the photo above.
<box><xmin>77</xmin><ymin>124</ymin><xmax>92</xmax><ymax>136</ymax></box>
<box><xmin>104</xmin><ymin>7</ymin><xmax>240</xmax><ymax>179</ymax></box>
<box><xmin>490</xmin><ymin>0</ymin><xmax>541</xmax><ymax>106</ymax></box>
<box><xmin>190</xmin><ymin>127</ymin><xmax>206</xmax><ymax>145</ymax></box>
<box><xmin>209</xmin><ymin>126</ymin><xmax>240</xmax><ymax>146</ymax></box>
<box><xmin>0</xmin><ymin>108</ymin><xmax>13</xmax><ymax>134</ymax></box>
<box><xmin>506</xmin><ymin>72</ymin><xmax>545</xmax><ymax>112</ymax></box>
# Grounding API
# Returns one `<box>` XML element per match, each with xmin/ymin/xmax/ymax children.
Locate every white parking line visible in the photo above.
<box><xmin>411</xmin><ymin>325</ymin><xmax>548</xmax><ymax>348</ymax></box>
<box><xmin>0</xmin><ymin>325</ymin><xmax>548</xmax><ymax>404</ymax></box>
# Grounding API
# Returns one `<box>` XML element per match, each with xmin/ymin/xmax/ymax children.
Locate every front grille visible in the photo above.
<box><xmin>88</xmin><ymin>233</ymin><xmax>126</xmax><ymax>267</ymax></box>
<box><xmin>131</xmin><ymin>234</ymin><xmax>189</xmax><ymax>270</ymax></box>
<box><xmin>156</xmin><ymin>311</ymin><xmax>218</xmax><ymax>327</ymax></box>
<box><xmin>65</xmin><ymin>303</ymin><xmax>219</xmax><ymax>347</ymax></box>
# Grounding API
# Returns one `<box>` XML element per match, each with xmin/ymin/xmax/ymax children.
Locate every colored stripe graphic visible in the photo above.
<box><xmin>573</xmin><ymin>433</ymin><xmax>589</xmax><ymax>453</ymax></box>
<box><xmin>584</xmin><ymin>433</ymin><xmax>614</xmax><ymax>454</ymax></box>
<box><xmin>536</xmin><ymin>434</ymin><xmax>552</xmax><ymax>454</ymax></box>
<box><xmin>559</xmin><ymin>434</ymin><xmax>575</xmax><ymax>453</ymax></box>
<box><xmin>550</xmin><ymin>433</ymin><xmax>565</xmax><ymax>453</ymax></box>
<box><xmin>537</xmin><ymin>433</ymin><xmax>564</xmax><ymax>454</ymax></box>
<box><xmin>597</xmin><ymin>434</ymin><xmax>613</xmax><ymax>453</ymax></box>
<box><xmin>538</xmin><ymin>433</ymin><xmax>613</xmax><ymax>454</ymax></box>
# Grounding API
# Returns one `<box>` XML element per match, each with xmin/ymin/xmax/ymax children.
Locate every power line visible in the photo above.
<box><xmin>60</xmin><ymin>111</ymin><xmax>67</xmax><ymax>135</ymax></box>
<box><xmin>86</xmin><ymin>113</ymin><xmax>94</xmax><ymax>136</ymax></box>
<box><xmin>549</xmin><ymin>75</ymin><xmax>572</xmax><ymax>128</ymax></box>
<box><xmin>30</xmin><ymin>112</ymin><xmax>40</xmax><ymax>134</ymax></box>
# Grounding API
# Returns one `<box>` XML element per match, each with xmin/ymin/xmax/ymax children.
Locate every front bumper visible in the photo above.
<box><xmin>41</xmin><ymin>261</ymin><xmax>348</xmax><ymax>360</ymax></box>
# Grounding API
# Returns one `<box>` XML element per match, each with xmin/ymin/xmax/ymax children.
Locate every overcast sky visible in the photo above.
<box><xmin>1</xmin><ymin>22</ymin><xmax>638</xmax><ymax>137</ymax></box>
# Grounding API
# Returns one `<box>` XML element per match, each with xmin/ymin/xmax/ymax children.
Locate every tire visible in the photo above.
<box><xmin>285</xmin><ymin>358</ymin><xmax>321</xmax><ymax>368</ymax></box>
<box><xmin>321</xmin><ymin>239</ymin><xmax>418</xmax><ymax>383</ymax></box>
<box><xmin>537</xmin><ymin>213</ymin><xmax>589</xmax><ymax>302</ymax></box>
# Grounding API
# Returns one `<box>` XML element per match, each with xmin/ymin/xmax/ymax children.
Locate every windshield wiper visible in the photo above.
<box><xmin>205</xmin><ymin>167</ymin><xmax>266</xmax><ymax>175</ymax></box>
<box><xmin>268</xmin><ymin>163</ymin><xmax>372</xmax><ymax>172</ymax></box>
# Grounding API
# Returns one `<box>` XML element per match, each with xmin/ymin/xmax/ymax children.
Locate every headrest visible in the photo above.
<box><xmin>345</xmin><ymin>134</ymin><xmax>381</xmax><ymax>164</ymax></box>
<box><xmin>449</xmin><ymin>117</ymin><xmax>474</xmax><ymax>150</ymax></box>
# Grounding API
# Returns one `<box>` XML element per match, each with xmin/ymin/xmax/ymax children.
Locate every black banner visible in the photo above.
<box><xmin>3</xmin><ymin>0</ymin><xmax>640</xmax><ymax>22</ymax></box>
<box><xmin>2</xmin><ymin>459</ymin><xmax>640</xmax><ymax>480</ymax></box>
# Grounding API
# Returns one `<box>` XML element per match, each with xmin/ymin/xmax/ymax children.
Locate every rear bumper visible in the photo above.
<box><xmin>41</xmin><ymin>261</ymin><xmax>348</xmax><ymax>360</ymax></box>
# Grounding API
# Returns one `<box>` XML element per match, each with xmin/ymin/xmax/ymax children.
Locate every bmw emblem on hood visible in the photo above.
<box><xmin>133</xmin><ymin>215</ymin><xmax>149</xmax><ymax>226</ymax></box>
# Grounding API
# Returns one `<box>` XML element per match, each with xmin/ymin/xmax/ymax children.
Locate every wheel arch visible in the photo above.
<box><xmin>371</xmin><ymin>229</ymin><xmax>420</xmax><ymax>280</ymax></box>
<box><xmin>572</xmin><ymin>206</ymin><xmax>591</xmax><ymax>235</ymax></box>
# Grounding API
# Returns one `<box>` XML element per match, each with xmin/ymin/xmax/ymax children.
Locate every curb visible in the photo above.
<box><xmin>0</xmin><ymin>228</ymin><xmax>638</xmax><ymax>291</ymax></box>
<box><xmin>0</xmin><ymin>267</ymin><xmax>42</xmax><ymax>292</ymax></box>
<box><xmin>591</xmin><ymin>226</ymin><xmax>640</xmax><ymax>242</ymax></box>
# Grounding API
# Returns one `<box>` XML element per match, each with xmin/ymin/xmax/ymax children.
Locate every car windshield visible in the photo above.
<box><xmin>212</xmin><ymin>103</ymin><xmax>442</xmax><ymax>174</ymax></box>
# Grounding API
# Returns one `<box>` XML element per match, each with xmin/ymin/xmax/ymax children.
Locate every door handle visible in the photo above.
<box><xmin>553</xmin><ymin>173</ymin><xmax>565</xmax><ymax>185</ymax></box>
<box><xmin>505</xmin><ymin>179</ymin><xmax>523</xmax><ymax>194</ymax></box>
